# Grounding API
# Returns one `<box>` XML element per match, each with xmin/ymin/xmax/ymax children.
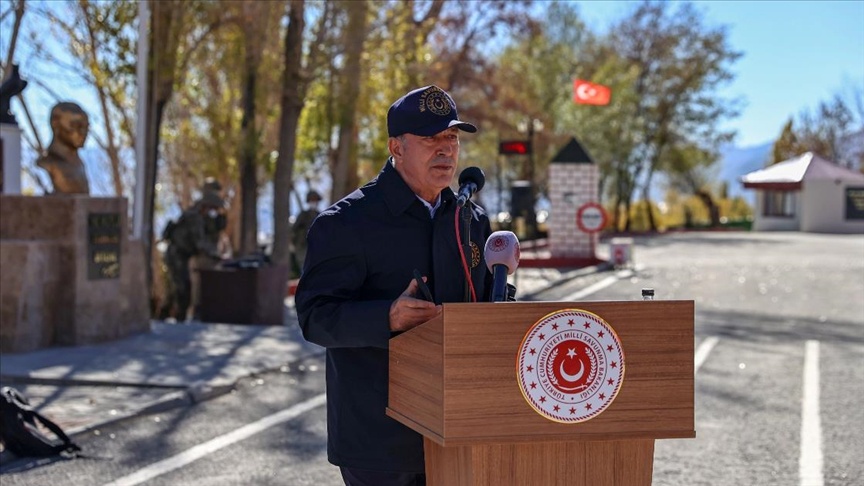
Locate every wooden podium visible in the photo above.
<box><xmin>387</xmin><ymin>300</ymin><xmax>695</xmax><ymax>486</ymax></box>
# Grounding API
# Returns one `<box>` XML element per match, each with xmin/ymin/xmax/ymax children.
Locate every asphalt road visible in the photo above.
<box><xmin>1</xmin><ymin>231</ymin><xmax>862</xmax><ymax>486</ymax></box>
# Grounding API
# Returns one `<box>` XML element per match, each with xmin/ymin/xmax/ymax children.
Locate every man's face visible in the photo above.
<box><xmin>53</xmin><ymin>110</ymin><xmax>89</xmax><ymax>149</ymax></box>
<box><xmin>389</xmin><ymin>127</ymin><xmax>460</xmax><ymax>203</ymax></box>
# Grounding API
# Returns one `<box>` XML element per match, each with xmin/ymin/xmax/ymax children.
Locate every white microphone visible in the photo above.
<box><xmin>484</xmin><ymin>231</ymin><xmax>520</xmax><ymax>302</ymax></box>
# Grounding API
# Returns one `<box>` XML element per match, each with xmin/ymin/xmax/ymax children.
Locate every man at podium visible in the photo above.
<box><xmin>295</xmin><ymin>85</ymin><xmax>493</xmax><ymax>486</ymax></box>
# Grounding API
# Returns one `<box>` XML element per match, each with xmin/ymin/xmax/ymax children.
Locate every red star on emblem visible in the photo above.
<box><xmin>599</xmin><ymin>393</ymin><xmax>606</xmax><ymax>400</ymax></box>
<box><xmin>583</xmin><ymin>322</ymin><xmax>591</xmax><ymax>329</ymax></box>
<box><xmin>538</xmin><ymin>334</ymin><xmax>545</xmax><ymax>340</ymax></box>
<box><xmin>553</xmin><ymin>405</ymin><xmax>560</xmax><ymax>412</ymax></box>
<box><xmin>569</xmin><ymin>407</ymin><xmax>576</xmax><ymax>414</ymax></box>
<box><xmin>539</xmin><ymin>396</ymin><xmax>547</xmax><ymax>403</ymax></box>
<box><xmin>607</xmin><ymin>344</ymin><xmax>613</xmax><ymax>351</ymax></box>
<box><xmin>611</xmin><ymin>361</ymin><xmax>617</xmax><ymax>368</ymax></box>
<box><xmin>526</xmin><ymin>365</ymin><xmax>534</xmax><ymax>372</ymax></box>
<box><xmin>552</xmin><ymin>323</ymin><xmax>559</xmax><ymax>330</ymax></box>
<box><xmin>597</xmin><ymin>331</ymin><xmax>605</xmax><ymax>338</ymax></box>
<box><xmin>530</xmin><ymin>382</ymin><xmax>537</xmax><ymax>389</ymax></box>
<box><xmin>585</xmin><ymin>403</ymin><xmax>592</xmax><ymax>410</ymax></box>
<box><xmin>568</xmin><ymin>319</ymin><xmax>575</xmax><ymax>326</ymax></box>
<box><xmin>530</xmin><ymin>348</ymin><xmax>536</xmax><ymax>355</ymax></box>
<box><xmin>607</xmin><ymin>378</ymin><xmax>614</xmax><ymax>385</ymax></box>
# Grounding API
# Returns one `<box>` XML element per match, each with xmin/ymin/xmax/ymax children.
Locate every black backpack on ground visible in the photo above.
<box><xmin>0</xmin><ymin>387</ymin><xmax>81</xmax><ymax>458</ymax></box>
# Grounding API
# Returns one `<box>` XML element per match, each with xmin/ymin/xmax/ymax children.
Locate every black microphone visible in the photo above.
<box><xmin>484</xmin><ymin>231</ymin><xmax>520</xmax><ymax>302</ymax></box>
<box><xmin>456</xmin><ymin>167</ymin><xmax>485</xmax><ymax>207</ymax></box>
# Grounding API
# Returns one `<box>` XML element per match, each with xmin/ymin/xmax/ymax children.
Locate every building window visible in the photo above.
<box><xmin>763</xmin><ymin>190</ymin><xmax>796</xmax><ymax>217</ymax></box>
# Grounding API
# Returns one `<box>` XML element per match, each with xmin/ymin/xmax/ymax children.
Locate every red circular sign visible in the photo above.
<box><xmin>576</xmin><ymin>202</ymin><xmax>607</xmax><ymax>233</ymax></box>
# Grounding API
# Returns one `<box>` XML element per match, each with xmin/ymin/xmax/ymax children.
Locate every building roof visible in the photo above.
<box><xmin>551</xmin><ymin>137</ymin><xmax>594</xmax><ymax>164</ymax></box>
<box><xmin>740</xmin><ymin>152</ymin><xmax>864</xmax><ymax>191</ymax></box>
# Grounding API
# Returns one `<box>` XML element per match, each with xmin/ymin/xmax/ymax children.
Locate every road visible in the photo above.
<box><xmin>2</xmin><ymin>231</ymin><xmax>862</xmax><ymax>486</ymax></box>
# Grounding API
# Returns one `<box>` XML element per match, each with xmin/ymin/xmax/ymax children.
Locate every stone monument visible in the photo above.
<box><xmin>0</xmin><ymin>98</ymin><xmax>148</xmax><ymax>352</ymax></box>
<box><xmin>36</xmin><ymin>102</ymin><xmax>91</xmax><ymax>195</ymax></box>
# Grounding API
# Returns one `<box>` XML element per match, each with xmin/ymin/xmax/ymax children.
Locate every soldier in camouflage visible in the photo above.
<box><xmin>291</xmin><ymin>189</ymin><xmax>322</xmax><ymax>276</ymax></box>
<box><xmin>190</xmin><ymin>178</ymin><xmax>229</xmax><ymax>318</ymax></box>
<box><xmin>160</xmin><ymin>191</ymin><xmax>225</xmax><ymax>321</ymax></box>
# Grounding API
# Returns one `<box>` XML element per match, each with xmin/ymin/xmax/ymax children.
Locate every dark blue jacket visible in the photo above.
<box><xmin>295</xmin><ymin>160</ymin><xmax>493</xmax><ymax>472</ymax></box>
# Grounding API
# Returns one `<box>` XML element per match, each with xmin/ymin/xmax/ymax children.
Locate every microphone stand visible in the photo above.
<box><xmin>460</xmin><ymin>203</ymin><xmax>472</xmax><ymax>302</ymax></box>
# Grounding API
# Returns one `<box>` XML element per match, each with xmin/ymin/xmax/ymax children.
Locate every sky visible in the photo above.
<box><xmin>3</xmin><ymin>1</ymin><xmax>863</xmax><ymax>156</ymax></box>
<box><xmin>575</xmin><ymin>0</ymin><xmax>864</xmax><ymax>148</ymax></box>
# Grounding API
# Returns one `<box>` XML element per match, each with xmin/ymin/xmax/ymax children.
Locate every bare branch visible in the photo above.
<box><xmin>2</xmin><ymin>0</ymin><xmax>26</xmax><ymax>81</ymax></box>
<box><xmin>15</xmin><ymin>92</ymin><xmax>44</xmax><ymax>153</ymax></box>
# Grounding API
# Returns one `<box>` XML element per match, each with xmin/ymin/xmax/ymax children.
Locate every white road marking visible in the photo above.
<box><xmin>102</xmin><ymin>393</ymin><xmax>327</xmax><ymax>486</ymax></box>
<box><xmin>800</xmin><ymin>340</ymin><xmax>823</xmax><ymax>486</ymax></box>
<box><xmin>694</xmin><ymin>336</ymin><xmax>719</xmax><ymax>373</ymax></box>
<box><xmin>562</xmin><ymin>272</ymin><xmax>626</xmax><ymax>301</ymax></box>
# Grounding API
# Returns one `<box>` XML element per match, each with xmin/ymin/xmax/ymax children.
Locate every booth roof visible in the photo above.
<box><xmin>740</xmin><ymin>152</ymin><xmax>864</xmax><ymax>190</ymax></box>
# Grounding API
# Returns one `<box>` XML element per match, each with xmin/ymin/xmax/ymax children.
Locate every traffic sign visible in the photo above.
<box><xmin>576</xmin><ymin>202</ymin><xmax>607</xmax><ymax>233</ymax></box>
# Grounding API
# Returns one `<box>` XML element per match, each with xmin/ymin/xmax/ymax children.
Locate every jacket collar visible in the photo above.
<box><xmin>378</xmin><ymin>158</ymin><xmax>456</xmax><ymax>217</ymax></box>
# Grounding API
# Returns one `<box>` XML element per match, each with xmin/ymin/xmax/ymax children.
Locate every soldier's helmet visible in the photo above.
<box><xmin>203</xmin><ymin>177</ymin><xmax>222</xmax><ymax>194</ymax></box>
<box><xmin>306</xmin><ymin>190</ymin><xmax>322</xmax><ymax>203</ymax></box>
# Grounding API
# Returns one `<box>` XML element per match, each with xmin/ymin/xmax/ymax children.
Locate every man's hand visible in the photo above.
<box><xmin>389</xmin><ymin>277</ymin><xmax>441</xmax><ymax>332</ymax></box>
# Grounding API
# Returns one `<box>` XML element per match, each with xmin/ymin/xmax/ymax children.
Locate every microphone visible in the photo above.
<box><xmin>456</xmin><ymin>167</ymin><xmax>485</xmax><ymax>207</ymax></box>
<box><xmin>484</xmin><ymin>231</ymin><xmax>520</xmax><ymax>302</ymax></box>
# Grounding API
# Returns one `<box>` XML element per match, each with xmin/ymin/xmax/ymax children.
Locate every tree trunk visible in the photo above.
<box><xmin>144</xmin><ymin>0</ymin><xmax>186</xmax><ymax>314</ymax></box>
<box><xmin>239</xmin><ymin>67</ymin><xmax>258</xmax><ymax>255</ymax></box>
<box><xmin>697</xmin><ymin>190</ymin><xmax>721</xmax><ymax>227</ymax></box>
<box><xmin>642</xmin><ymin>173</ymin><xmax>658</xmax><ymax>232</ymax></box>
<box><xmin>237</xmin><ymin>2</ymin><xmax>267</xmax><ymax>256</ymax></box>
<box><xmin>271</xmin><ymin>0</ymin><xmax>306</xmax><ymax>267</ymax></box>
<box><xmin>330</xmin><ymin>0</ymin><xmax>369</xmax><ymax>200</ymax></box>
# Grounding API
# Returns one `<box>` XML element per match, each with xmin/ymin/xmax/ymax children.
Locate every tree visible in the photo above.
<box><xmin>70</xmin><ymin>0</ymin><xmax>138</xmax><ymax>197</ymax></box>
<box><xmin>7</xmin><ymin>0</ymin><xmax>138</xmax><ymax>196</ymax></box>
<box><xmin>271</xmin><ymin>0</ymin><xmax>330</xmax><ymax>267</ymax></box>
<box><xmin>771</xmin><ymin>118</ymin><xmax>804</xmax><ymax>164</ymax></box>
<box><xmin>664</xmin><ymin>143</ymin><xmax>722</xmax><ymax>227</ymax></box>
<box><xmin>797</xmin><ymin>95</ymin><xmax>855</xmax><ymax>165</ymax></box>
<box><xmin>772</xmin><ymin>90</ymin><xmax>863</xmax><ymax>170</ymax></box>
<box><xmin>235</xmin><ymin>1</ymin><xmax>273</xmax><ymax>255</ymax></box>
<box><xmin>329</xmin><ymin>0</ymin><xmax>370</xmax><ymax>200</ymax></box>
<box><xmin>609</xmin><ymin>0</ymin><xmax>741</xmax><ymax>231</ymax></box>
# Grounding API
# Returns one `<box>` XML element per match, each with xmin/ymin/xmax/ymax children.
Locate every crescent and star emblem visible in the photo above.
<box><xmin>559</xmin><ymin>349</ymin><xmax>585</xmax><ymax>382</ymax></box>
<box><xmin>576</xmin><ymin>83</ymin><xmax>596</xmax><ymax>101</ymax></box>
<box><xmin>516</xmin><ymin>309</ymin><xmax>625</xmax><ymax>423</ymax></box>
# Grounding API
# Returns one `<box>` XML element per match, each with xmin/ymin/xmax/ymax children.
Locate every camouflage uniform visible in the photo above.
<box><xmin>190</xmin><ymin>179</ymin><xmax>228</xmax><ymax>317</ymax></box>
<box><xmin>161</xmin><ymin>193</ymin><xmax>223</xmax><ymax>321</ymax></box>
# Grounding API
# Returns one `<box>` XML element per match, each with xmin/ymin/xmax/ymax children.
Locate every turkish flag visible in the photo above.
<box><xmin>573</xmin><ymin>79</ymin><xmax>611</xmax><ymax>106</ymax></box>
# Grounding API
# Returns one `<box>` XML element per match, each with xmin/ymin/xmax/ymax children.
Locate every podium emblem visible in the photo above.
<box><xmin>517</xmin><ymin>309</ymin><xmax>624</xmax><ymax>423</ymax></box>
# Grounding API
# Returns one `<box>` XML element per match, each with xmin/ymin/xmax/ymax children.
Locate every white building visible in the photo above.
<box><xmin>741</xmin><ymin>152</ymin><xmax>864</xmax><ymax>233</ymax></box>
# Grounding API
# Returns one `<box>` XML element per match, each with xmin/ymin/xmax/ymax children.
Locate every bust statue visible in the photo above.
<box><xmin>36</xmin><ymin>102</ymin><xmax>90</xmax><ymax>195</ymax></box>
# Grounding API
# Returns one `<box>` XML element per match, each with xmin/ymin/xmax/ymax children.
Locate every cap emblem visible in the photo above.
<box><xmin>419</xmin><ymin>86</ymin><xmax>453</xmax><ymax>116</ymax></box>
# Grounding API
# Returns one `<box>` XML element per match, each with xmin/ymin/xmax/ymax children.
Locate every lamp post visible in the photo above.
<box><xmin>517</xmin><ymin>118</ymin><xmax>543</xmax><ymax>238</ymax></box>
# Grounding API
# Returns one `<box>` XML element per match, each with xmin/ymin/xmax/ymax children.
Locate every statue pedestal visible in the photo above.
<box><xmin>0</xmin><ymin>195</ymin><xmax>150</xmax><ymax>352</ymax></box>
<box><xmin>1</xmin><ymin>123</ymin><xmax>22</xmax><ymax>194</ymax></box>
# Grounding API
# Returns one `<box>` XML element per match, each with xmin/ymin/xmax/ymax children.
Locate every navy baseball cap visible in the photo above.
<box><xmin>387</xmin><ymin>85</ymin><xmax>477</xmax><ymax>137</ymax></box>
